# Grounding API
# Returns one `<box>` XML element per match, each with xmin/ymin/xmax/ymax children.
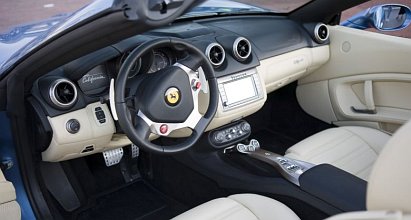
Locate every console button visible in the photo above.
<box><xmin>278</xmin><ymin>158</ymin><xmax>288</xmax><ymax>165</ymax></box>
<box><xmin>229</xmin><ymin>128</ymin><xmax>236</xmax><ymax>134</ymax></box>
<box><xmin>241</xmin><ymin>122</ymin><xmax>251</xmax><ymax>132</ymax></box>
<box><xmin>215</xmin><ymin>132</ymin><xmax>225</xmax><ymax>143</ymax></box>
<box><xmin>95</xmin><ymin>110</ymin><xmax>106</xmax><ymax>120</ymax></box>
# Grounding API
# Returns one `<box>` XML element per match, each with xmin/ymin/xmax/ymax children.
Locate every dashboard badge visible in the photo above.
<box><xmin>164</xmin><ymin>87</ymin><xmax>180</xmax><ymax>106</ymax></box>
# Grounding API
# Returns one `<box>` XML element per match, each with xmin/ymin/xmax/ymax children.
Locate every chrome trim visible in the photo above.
<box><xmin>109</xmin><ymin>78</ymin><xmax>118</xmax><ymax>121</ymax></box>
<box><xmin>314</xmin><ymin>23</ymin><xmax>329</xmax><ymax>43</ymax></box>
<box><xmin>233</xmin><ymin>139</ymin><xmax>316</xmax><ymax>186</ymax></box>
<box><xmin>205</xmin><ymin>42</ymin><xmax>225</xmax><ymax>67</ymax></box>
<box><xmin>233</xmin><ymin>37</ymin><xmax>251</xmax><ymax>61</ymax></box>
<box><xmin>49</xmin><ymin>78</ymin><xmax>78</xmax><ymax>109</ymax></box>
<box><xmin>137</xmin><ymin>63</ymin><xmax>203</xmax><ymax>136</ymax></box>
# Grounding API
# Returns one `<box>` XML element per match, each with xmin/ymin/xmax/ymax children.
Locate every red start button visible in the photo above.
<box><xmin>160</xmin><ymin>124</ymin><xmax>168</xmax><ymax>134</ymax></box>
<box><xmin>195</xmin><ymin>82</ymin><xmax>201</xmax><ymax>90</ymax></box>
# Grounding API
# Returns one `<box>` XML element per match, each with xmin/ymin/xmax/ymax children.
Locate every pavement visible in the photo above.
<box><xmin>1</xmin><ymin>0</ymin><xmax>411</xmax><ymax>38</ymax></box>
<box><xmin>0</xmin><ymin>0</ymin><xmax>91</xmax><ymax>33</ymax></box>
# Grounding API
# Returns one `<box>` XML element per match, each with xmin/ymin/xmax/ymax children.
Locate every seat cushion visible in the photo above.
<box><xmin>285</xmin><ymin>126</ymin><xmax>390</xmax><ymax>181</ymax></box>
<box><xmin>172</xmin><ymin>194</ymin><xmax>300</xmax><ymax>220</ymax></box>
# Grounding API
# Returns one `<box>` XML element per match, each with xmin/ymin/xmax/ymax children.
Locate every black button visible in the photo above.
<box><xmin>95</xmin><ymin>107</ymin><xmax>102</xmax><ymax>111</ymax></box>
<box><xmin>95</xmin><ymin>110</ymin><xmax>106</xmax><ymax>120</ymax></box>
<box><xmin>99</xmin><ymin>119</ymin><xmax>106</xmax><ymax>124</ymax></box>
<box><xmin>66</xmin><ymin>119</ymin><xmax>80</xmax><ymax>134</ymax></box>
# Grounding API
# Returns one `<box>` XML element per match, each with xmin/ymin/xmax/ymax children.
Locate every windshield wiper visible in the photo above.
<box><xmin>179</xmin><ymin>7</ymin><xmax>272</xmax><ymax>20</ymax></box>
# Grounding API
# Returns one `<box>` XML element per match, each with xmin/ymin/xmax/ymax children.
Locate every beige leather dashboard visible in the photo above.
<box><xmin>42</xmin><ymin>45</ymin><xmax>330</xmax><ymax>162</ymax></box>
<box><xmin>204</xmin><ymin>45</ymin><xmax>330</xmax><ymax>131</ymax></box>
<box><xmin>43</xmin><ymin>103</ymin><xmax>125</xmax><ymax>162</ymax></box>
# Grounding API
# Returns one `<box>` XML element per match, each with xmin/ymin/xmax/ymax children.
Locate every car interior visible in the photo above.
<box><xmin>0</xmin><ymin>0</ymin><xmax>411</xmax><ymax>219</ymax></box>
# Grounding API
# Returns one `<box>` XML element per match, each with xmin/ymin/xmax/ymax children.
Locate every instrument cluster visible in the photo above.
<box><xmin>117</xmin><ymin>47</ymin><xmax>177</xmax><ymax>78</ymax></box>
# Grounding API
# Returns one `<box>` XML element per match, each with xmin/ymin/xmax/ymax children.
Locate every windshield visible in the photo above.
<box><xmin>0</xmin><ymin>0</ymin><xmax>312</xmax><ymax>75</ymax></box>
<box><xmin>0</xmin><ymin>0</ymin><xmax>311</xmax><ymax>34</ymax></box>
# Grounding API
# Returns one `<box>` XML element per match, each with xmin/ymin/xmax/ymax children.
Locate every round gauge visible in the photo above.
<box><xmin>119</xmin><ymin>52</ymin><xmax>142</xmax><ymax>78</ymax></box>
<box><xmin>127</xmin><ymin>58</ymin><xmax>142</xmax><ymax>78</ymax></box>
<box><xmin>148</xmin><ymin>51</ymin><xmax>171</xmax><ymax>73</ymax></box>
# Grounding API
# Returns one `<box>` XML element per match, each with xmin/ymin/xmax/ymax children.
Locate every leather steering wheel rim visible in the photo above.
<box><xmin>115</xmin><ymin>37</ymin><xmax>218</xmax><ymax>154</ymax></box>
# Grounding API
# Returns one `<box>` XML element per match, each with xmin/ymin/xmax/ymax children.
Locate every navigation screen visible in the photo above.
<box><xmin>223</xmin><ymin>76</ymin><xmax>257</xmax><ymax>105</ymax></box>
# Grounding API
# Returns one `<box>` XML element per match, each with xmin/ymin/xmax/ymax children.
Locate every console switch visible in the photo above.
<box><xmin>95</xmin><ymin>107</ymin><xmax>106</xmax><ymax>124</ymax></box>
<box><xmin>210</xmin><ymin>121</ymin><xmax>251</xmax><ymax>147</ymax></box>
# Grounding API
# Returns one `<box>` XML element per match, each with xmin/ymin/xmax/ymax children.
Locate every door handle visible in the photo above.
<box><xmin>351</xmin><ymin>106</ymin><xmax>377</xmax><ymax>114</ymax></box>
<box><xmin>351</xmin><ymin>80</ymin><xmax>377</xmax><ymax>114</ymax></box>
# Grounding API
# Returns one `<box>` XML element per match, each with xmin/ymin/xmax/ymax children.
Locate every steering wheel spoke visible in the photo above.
<box><xmin>137</xmin><ymin>109</ymin><xmax>202</xmax><ymax>136</ymax></box>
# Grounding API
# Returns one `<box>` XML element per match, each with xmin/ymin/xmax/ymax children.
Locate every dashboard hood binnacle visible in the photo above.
<box><xmin>0</xmin><ymin>0</ymin><xmax>262</xmax><ymax>78</ymax></box>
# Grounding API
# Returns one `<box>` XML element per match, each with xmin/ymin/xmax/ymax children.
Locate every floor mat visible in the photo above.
<box><xmin>77</xmin><ymin>181</ymin><xmax>187</xmax><ymax>220</ymax></box>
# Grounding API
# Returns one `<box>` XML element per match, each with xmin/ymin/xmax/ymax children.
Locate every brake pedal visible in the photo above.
<box><xmin>103</xmin><ymin>148</ymin><xmax>124</xmax><ymax>167</ymax></box>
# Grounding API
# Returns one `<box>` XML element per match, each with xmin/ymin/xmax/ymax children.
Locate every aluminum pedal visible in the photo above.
<box><xmin>131</xmin><ymin>144</ymin><xmax>139</xmax><ymax>159</ymax></box>
<box><xmin>103</xmin><ymin>148</ymin><xmax>124</xmax><ymax>167</ymax></box>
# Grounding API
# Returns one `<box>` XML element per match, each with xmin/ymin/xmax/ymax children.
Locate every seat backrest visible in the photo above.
<box><xmin>0</xmin><ymin>170</ymin><xmax>21</xmax><ymax>220</ymax></box>
<box><xmin>367</xmin><ymin>120</ymin><xmax>411</xmax><ymax>213</ymax></box>
<box><xmin>327</xmin><ymin>121</ymin><xmax>411</xmax><ymax>220</ymax></box>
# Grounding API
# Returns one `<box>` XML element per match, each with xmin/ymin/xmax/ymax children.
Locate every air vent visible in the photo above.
<box><xmin>205</xmin><ymin>43</ymin><xmax>225</xmax><ymax>67</ymax></box>
<box><xmin>233</xmin><ymin>37</ymin><xmax>251</xmax><ymax>61</ymax></box>
<box><xmin>314</xmin><ymin>23</ymin><xmax>329</xmax><ymax>43</ymax></box>
<box><xmin>49</xmin><ymin>79</ymin><xmax>78</xmax><ymax>109</ymax></box>
<box><xmin>81</xmin><ymin>145</ymin><xmax>94</xmax><ymax>153</ymax></box>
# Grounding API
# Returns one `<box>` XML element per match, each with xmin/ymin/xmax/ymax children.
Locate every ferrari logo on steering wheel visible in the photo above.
<box><xmin>165</xmin><ymin>87</ymin><xmax>181</xmax><ymax>106</ymax></box>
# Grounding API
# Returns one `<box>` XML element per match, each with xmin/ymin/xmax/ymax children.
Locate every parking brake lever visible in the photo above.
<box><xmin>224</xmin><ymin>139</ymin><xmax>315</xmax><ymax>186</ymax></box>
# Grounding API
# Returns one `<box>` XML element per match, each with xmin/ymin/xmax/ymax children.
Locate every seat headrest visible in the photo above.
<box><xmin>367</xmin><ymin>120</ymin><xmax>411</xmax><ymax>213</ymax></box>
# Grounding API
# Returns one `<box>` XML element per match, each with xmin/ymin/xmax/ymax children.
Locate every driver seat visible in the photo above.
<box><xmin>172</xmin><ymin>120</ymin><xmax>411</xmax><ymax>220</ymax></box>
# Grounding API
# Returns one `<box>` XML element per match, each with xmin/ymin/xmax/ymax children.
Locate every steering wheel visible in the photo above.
<box><xmin>115</xmin><ymin>38</ymin><xmax>218</xmax><ymax>154</ymax></box>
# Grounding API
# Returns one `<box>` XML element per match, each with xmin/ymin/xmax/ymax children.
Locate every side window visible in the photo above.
<box><xmin>341</xmin><ymin>0</ymin><xmax>411</xmax><ymax>39</ymax></box>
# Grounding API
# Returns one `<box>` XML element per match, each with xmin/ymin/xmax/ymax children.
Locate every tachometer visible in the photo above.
<box><xmin>148</xmin><ymin>51</ymin><xmax>171</xmax><ymax>73</ymax></box>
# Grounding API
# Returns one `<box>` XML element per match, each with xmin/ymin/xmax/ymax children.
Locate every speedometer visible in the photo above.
<box><xmin>148</xmin><ymin>51</ymin><xmax>170</xmax><ymax>73</ymax></box>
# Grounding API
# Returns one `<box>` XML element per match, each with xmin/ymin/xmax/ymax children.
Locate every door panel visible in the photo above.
<box><xmin>0</xmin><ymin>170</ymin><xmax>21</xmax><ymax>220</ymax></box>
<box><xmin>297</xmin><ymin>26</ymin><xmax>411</xmax><ymax>133</ymax></box>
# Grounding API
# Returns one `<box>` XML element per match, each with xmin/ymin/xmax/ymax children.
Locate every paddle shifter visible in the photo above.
<box><xmin>224</xmin><ymin>139</ymin><xmax>315</xmax><ymax>186</ymax></box>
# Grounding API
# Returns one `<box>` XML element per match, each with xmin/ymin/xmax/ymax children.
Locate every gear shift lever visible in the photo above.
<box><xmin>225</xmin><ymin>139</ymin><xmax>315</xmax><ymax>186</ymax></box>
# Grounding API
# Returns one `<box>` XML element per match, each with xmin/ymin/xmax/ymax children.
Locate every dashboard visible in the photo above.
<box><xmin>29</xmin><ymin>16</ymin><xmax>330</xmax><ymax>162</ymax></box>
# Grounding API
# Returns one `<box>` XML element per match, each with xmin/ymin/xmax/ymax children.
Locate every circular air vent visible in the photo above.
<box><xmin>205</xmin><ymin>43</ymin><xmax>225</xmax><ymax>67</ymax></box>
<box><xmin>49</xmin><ymin>79</ymin><xmax>78</xmax><ymax>109</ymax></box>
<box><xmin>314</xmin><ymin>23</ymin><xmax>329</xmax><ymax>43</ymax></box>
<box><xmin>233</xmin><ymin>37</ymin><xmax>251</xmax><ymax>61</ymax></box>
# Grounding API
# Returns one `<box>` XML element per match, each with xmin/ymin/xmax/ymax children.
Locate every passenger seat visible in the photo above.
<box><xmin>284</xmin><ymin>126</ymin><xmax>390</xmax><ymax>181</ymax></box>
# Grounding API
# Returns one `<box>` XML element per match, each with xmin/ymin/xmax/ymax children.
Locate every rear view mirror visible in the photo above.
<box><xmin>341</xmin><ymin>4</ymin><xmax>411</xmax><ymax>31</ymax></box>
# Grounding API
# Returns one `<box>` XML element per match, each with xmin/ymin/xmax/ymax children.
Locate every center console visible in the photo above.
<box><xmin>223</xmin><ymin>138</ymin><xmax>367</xmax><ymax>212</ymax></box>
<box><xmin>225</xmin><ymin>139</ymin><xmax>315</xmax><ymax>186</ymax></box>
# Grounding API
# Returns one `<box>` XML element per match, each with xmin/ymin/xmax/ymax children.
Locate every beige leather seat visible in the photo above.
<box><xmin>0</xmin><ymin>171</ymin><xmax>21</xmax><ymax>220</ymax></box>
<box><xmin>173</xmin><ymin>194</ymin><xmax>299</xmax><ymax>220</ymax></box>
<box><xmin>285</xmin><ymin>126</ymin><xmax>390</xmax><ymax>180</ymax></box>
<box><xmin>173</xmin><ymin>121</ymin><xmax>411</xmax><ymax>220</ymax></box>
